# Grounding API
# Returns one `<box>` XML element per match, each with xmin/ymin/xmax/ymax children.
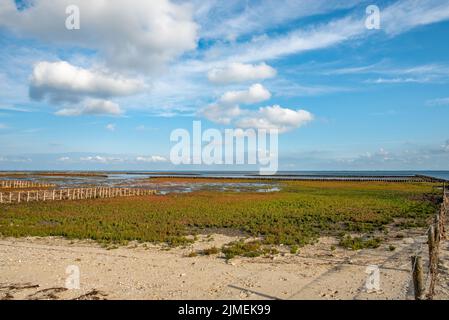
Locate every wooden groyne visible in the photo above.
<box><xmin>0</xmin><ymin>180</ymin><xmax>55</xmax><ymax>189</ymax></box>
<box><xmin>0</xmin><ymin>187</ymin><xmax>157</xmax><ymax>204</ymax></box>
<box><xmin>415</xmin><ymin>175</ymin><xmax>447</xmax><ymax>183</ymax></box>
<box><xmin>150</xmin><ymin>175</ymin><xmax>430</xmax><ymax>183</ymax></box>
<box><xmin>411</xmin><ymin>185</ymin><xmax>448</xmax><ymax>300</ymax></box>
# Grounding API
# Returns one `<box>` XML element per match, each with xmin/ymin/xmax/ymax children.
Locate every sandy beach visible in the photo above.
<box><xmin>3</xmin><ymin>228</ymin><xmax>447</xmax><ymax>300</ymax></box>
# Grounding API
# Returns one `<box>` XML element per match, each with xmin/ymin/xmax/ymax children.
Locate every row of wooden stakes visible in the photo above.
<box><xmin>411</xmin><ymin>186</ymin><xmax>448</xmax><ymax>300</ymax></box>
<box><xmin>0</xmin><ymin>180</ymin><xmax>55</xmax><ymax>189</ymax></box>
<box><xmin>0</xmin><ymin>187</ymin><xmax>157</xmax><ymax>204</ymax></box>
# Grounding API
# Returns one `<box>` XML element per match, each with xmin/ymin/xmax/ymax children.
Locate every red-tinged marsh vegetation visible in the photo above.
<box><xmin>0</xmin><ymin>180</ymin><xmax>442</xmax><ymax>256</ymax></box>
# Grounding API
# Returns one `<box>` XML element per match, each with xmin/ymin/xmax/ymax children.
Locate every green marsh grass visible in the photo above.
<box><xmin>0</xmin><ymin>181</ymin><xmax>440</xmax><ymax>253</ymax></box>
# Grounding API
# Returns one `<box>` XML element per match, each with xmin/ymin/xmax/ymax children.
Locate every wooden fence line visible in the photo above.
<box><xmin>0</xmin><ymin>180</ymin><xmax>54</xmax><ymax>189</ymax></box>
<box><xmin>152</xmin><ymin>175</ymin><xmax>429</xmax><ymax>183</ymax></box>
<box><xmin>0</xmin><ymin>187</ymin><xmax>157</xmax><ymax>204</ymax></box>
<box><xmin>411</xmin><ymin>184</ymin><xmax>448</xmax><ymax>300</ymax></box>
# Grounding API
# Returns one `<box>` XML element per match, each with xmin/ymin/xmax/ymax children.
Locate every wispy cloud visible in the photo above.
<box><xmin>208</xmin><ymin>62</ymin><xmax>276</xmax><ymax>84</ymax></box>
<box><xmin>426</xmin><ymin>97</ymin><xmax>449</xmax><ymax>107</ymax></box>
<box><xmin>55</xmin><ymin>99</ymin><xmax>123</xmax><ymax>117</ymax></box>
<box><xmin>328</xmin><ymin>62</ymin><xmax>449</xmax><ymax>84</ymax></box>
<box><xmin>135</xmin><ymin>155</ymin><xmax>168</xmax><ymax>163</ymax></box>
<box><xmin>204</xmin><ymin>16</ymin><xmax>366</xmax><ymax>64</ymax></box>
<box><xmin>194</xmin><ymin>0</ymin><xmax>449</xmax><ymax>71</ymax></box>
<box><xmin>365</xmin><ymin>77</ymin><xmax>431</xmax><ymax>84</ymax></box>
<box><xmin>194</xmin><ymin>0</ymin><xmax>362</xmax><ymax>41</ymax></box>
<box><xmin>0</xmin><ymin>104</ymin><xmax>32</xmax><ymax>113</ymax></box>
<box><xmin>381</xmin><ymin>0</ymin><xmax>449</xmax><ymax>35</ymax></box>
<box><xmin>105</xmin><ymin>123</ymin><xmax>116</xmax><ymax>131</ymax></box>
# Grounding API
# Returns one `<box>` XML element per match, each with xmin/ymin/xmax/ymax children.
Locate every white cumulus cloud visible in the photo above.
<box><xmin>0</xmin><ymin>0</ymin><xmax>198</xmax><ymax>73</ymax></box>
<box><xmin>30</xmin><ymin>61</ymin><xmax>144</xmax><ymax>103</ymax></box>
<box><xmin>198</xmin><ymin>83</ymin><xmax>270</xmax><ymax>125</ymax></box>
<box><xmin>220</xmin><ymin>83</ymin><xmax>271</xmax><ymax>105</ymax></box>
<box><xmin>237</xmin><ymin>105</ymin><xmax>313</xmax><ymax>133</ymax></box>
<box><xmin>208</xmin><ymin>62</ymin><xmax>276</xmax><ymax>84</ymax></box>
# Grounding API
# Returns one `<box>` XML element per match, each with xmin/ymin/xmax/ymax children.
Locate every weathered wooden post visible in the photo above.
<box><xmin>428</xmin><ymin>226</ymin><xmax>435</xmax><ymax>255</ymax></box>
<box><xmin>411</xmin><ymin>255</ymin><xmax>425</xmax><ymax>300</ymax></box>
<box><xmin>434</xmin><ymin>214</ymin><xmax>441</xmax><ymax>244</ymax></box>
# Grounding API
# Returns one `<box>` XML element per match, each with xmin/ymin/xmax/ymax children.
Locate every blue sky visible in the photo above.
<box><xmin>0</xmin><ymin>0</ymin><xmax>449</xmax><ymax>171</ymax></box>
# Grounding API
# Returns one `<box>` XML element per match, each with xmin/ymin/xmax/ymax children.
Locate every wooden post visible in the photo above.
<box><xmin>411</xmin><ymin>256</ymin><xmax>425</xmax><ymax>300</ymax></box>
<box><xmin>428</xmin><ymin>218</ymin><xmax>440</xmax><ymax>299</ymax></box>
<box><xmin>434</xmin><ymin>214</ymin><xmax>440</xmax><ymax>245</ymax></box>
<box><xmin>428</xmin><ymin>226</ymin><xmax>435</xmax><ymax>255</ymax></box>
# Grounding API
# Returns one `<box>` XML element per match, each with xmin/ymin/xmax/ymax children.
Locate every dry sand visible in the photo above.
<box><xmin>1</xmin><ymin>230</ymin><xmax>448</xmax><ymax>300</ymax></box>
